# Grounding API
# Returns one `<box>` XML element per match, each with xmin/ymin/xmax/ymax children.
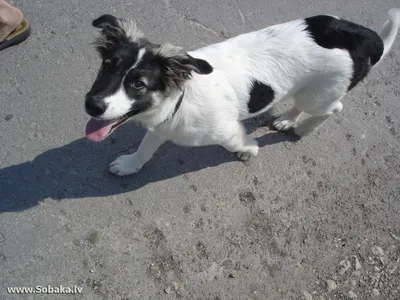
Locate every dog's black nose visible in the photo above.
<box><xmin>85</xmin><ymin>96</ymin><xmax>107</xmax><ymax>117</ymax></box>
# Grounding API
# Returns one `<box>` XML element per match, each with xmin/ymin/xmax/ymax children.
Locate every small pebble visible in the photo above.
<box><xmin>302</xmin><ymin>290</ymin><xmax>313</xmax><ymax>300</ymax></box>
<box><xmin>326</xmin><ymin>280</ymin><xmax>337</xmax><ymax>292</ymax></box>
<box><xmin>372</xmin><ymin>289</ymin><xmax>380</xmax><ymax>297</ymax></box>
<box><xmin>354</xmin><ymin>256</ymin><xmax>362</xmax><ymax>270</ymax></box>
<box><xmin>229</xmin><ymin>271</ymin><xmax>238</xmax><ymax>278</ymax></box>
<box><xmin>352</xmin><ymin>270</ymin><xmax>361</xmax><ymax>277</ymax></box>
<box><xmin>371</xmin><ymin>246</ymin><xmax>384</xmax><ymax>257</ymax></box>
<box><xmin>339</xmin><ymin>260</ymin><xmax>351</xmax><ymax>275</ymax></box>
<box><xmin>164</xmin><ymin>287</ymin><xmax>171</xmax><ymax>294</ymax></box>
<box><xmin>348</xmin><ymin>291</ymin><xmax>358</xmax><ymax>299</ymax></box>
<box><xmin>350</xmin><ymin>280</ymin><xmax>357</xmax><ymax>287</ymax></box>
<box><xmin>370</xmin><ymin>273</ymin><xmax>380</xmax><ymax>281</ymax></box>
<box><xmin>389</xmin><ymin>266</ymin><xmax>398</xmax><ymax>275</ymax></box>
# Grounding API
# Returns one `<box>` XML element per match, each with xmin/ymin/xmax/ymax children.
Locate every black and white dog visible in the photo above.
<box><xmin>85</xmin><ymin>10</ymin><xmax>400</xmax><ymax>176</ymax></box>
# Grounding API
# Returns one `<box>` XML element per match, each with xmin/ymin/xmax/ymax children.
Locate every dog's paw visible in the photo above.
<box><xmin>236</xmin><ymin>144</ymin><xmax>259</xmax><ymax>162</ymax></box>
<box><xmin>109</xmin><ymin>154</ymin><xmax>143</xmax><ymax>176</ymax></box>
<box><xmin>272</xmin><ymin>117</ymin><xmax>296</xmax><ymax>131</ymax></box>
<box><xmin>237</xmin><ymin>151</ymin><xmax>252</xmax><ymax>161</ymax></box>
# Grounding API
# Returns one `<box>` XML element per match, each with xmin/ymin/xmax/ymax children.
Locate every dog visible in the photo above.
<box><xmin>84</xmin><ymin>9</ymin><xmax>400</xmax><ymax>176</ymax></box>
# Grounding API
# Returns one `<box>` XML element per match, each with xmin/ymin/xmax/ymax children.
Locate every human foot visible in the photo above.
<box><xmin>0</xmin><ymin>0</ymin><xmax>24</xmax><ymax>41</ymax></box>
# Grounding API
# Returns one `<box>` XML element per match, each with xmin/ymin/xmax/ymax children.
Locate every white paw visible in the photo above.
<box><xmin>237</xmin><ymin>151</ymin><xmax>252</xmax><ymax>161</ymax></box>
<box><xmin>237</xmin><ymin>145</ymin><xmax>259</xmax><ymax>161</ymax></box>
<box><xmin>109</xmin><ymin>154</ymin><xmax>143</xmax><ymax>176</ymax></box>
<box><xmin>272</xmin><ymin>117</ymin><xmax>296</xmax><ymax>131</ymax></box>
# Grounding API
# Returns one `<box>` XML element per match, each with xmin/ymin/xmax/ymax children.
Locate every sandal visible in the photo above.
<box><xmin>0</xmin><ymin>17</ymin><xmax>31</xmax><ymax>51</ymax></box>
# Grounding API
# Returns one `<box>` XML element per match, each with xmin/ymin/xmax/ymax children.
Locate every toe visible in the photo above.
<box><xmin>273</xmin><ymin>119</ymin><xmax>294</xmax><ymax>131</ymax></box>
<box><xmin>237</xmin><ymin>151</ymin><xmax>251</xmax><ymax>161</ymax></box>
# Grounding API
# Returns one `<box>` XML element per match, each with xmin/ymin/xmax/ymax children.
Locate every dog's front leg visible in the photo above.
<box><xmin>109</xmin><ymin>131</ymin><xmax>165</xmax><ymax>176</ymax></box>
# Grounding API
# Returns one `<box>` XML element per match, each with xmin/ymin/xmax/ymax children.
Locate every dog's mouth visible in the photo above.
<box><xmin>85</xmin><ymin>113</ymin><xmax>131</xmax><ymax>142</ymax></box>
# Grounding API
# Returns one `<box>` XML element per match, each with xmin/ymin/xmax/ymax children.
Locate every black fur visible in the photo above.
<box><xmin>170</xmin><ymin>54</ymin><xmax>213</xmax><ymax>75</ymax></box>
<box><xmin>92</xmin><ymin>14</ymin><xmax>120</xmax><ymax>29</ymax></box>
<box><xmin>162</xmin><ymin>54</ymin><xmax>213</xmax><ymax>88</ymax></box>
<box><xmin>85</xmin><ymin>42</ymin><xmax>140</xmax><ymax>117</ymax></box>
<box><xmin>248</xmin><ymin>80</ymin><xmax>275</xmax><ymax>113</ymax></box>
<box><xmin>305</xmin><ymin>15</ymin><xmax>384</xmax><ymax>90</ymax></box>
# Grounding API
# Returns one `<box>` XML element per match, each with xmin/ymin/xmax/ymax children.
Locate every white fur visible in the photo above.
<box><xmin>101</xmin><ymin>48</ymin><xmax>146</xmax><ymax>120</ymax></box>
<box><xmin>130</xmin><ymin>48</ymin><xmax>146</xmax><ymax>70</ymax></box>
<box><xmin>102</xmin><ymin>88</ymin><xmax>132</xmax><ymax>120</ymax></box>
<box><xmin>117</xmin><ymin>19</ymin><xmax>144</xmax><ymax>42</ymax></box>
<box><xmin>108</xmin><ymin>10</ymin><xmax>400</xmax><ymax>176</ymax></box>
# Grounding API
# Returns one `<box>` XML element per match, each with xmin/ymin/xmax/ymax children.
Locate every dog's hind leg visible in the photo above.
<box><xmin>221</xmin><ymin>123</ymin><xmax>259</xmax><ymax>161</ymax></box>
<box><xmin>109</xmin><ymin>131</ymin><xmax>165</xmax><ymax>176</ymax></box>
<box><xmin>294</xmin><ymin>101</ymin><xmax>343</xmax><ymax>136</ymax></box>
<box><xmin>272</xmin><ymin>106</ymin><xmax>303</xmax><ymax>131</ymax></box>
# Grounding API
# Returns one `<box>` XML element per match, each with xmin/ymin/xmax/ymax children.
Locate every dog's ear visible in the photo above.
<box><xmin>92</xmin><ymin>15</ymin><xmax>124</xmax><ymax>57</ymax></box>
<box><xmin>92</xmin><ymin>15</ymin><xmax>143</xmax><ymax>41</ymax></box>
<box><xmin>92</xmin><ymin>15</ymin><xmax>144</xmax><ymax>57</ymax></box>
<box><xmin>164</xmin><ymin>53</ymin><xmax>213</xmax><ymax>87</ymax></box>
<box><xmin>92</xmin><ymin>14</ymin><xmax>120</xmax><ymax>30</ymax></box>
<box><xmin>169</xmin><ymin>54</ymin><xmax>213</xmax><ymax>75</ymax></box>
<box><xmin>156</xmin><ymin>43</ymin><xmax>213</xmax><ymax>87</ymax></box>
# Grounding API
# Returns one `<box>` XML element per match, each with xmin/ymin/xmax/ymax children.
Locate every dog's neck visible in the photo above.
<box><xmin>160</xmin><ymin>88</ymin><xmax>185</xmax><ymax>124</ymax></box>
<box><xmin>133</xmin><ymin>88</ymin><xmax>185</xmax><ymax>129</ymax></box>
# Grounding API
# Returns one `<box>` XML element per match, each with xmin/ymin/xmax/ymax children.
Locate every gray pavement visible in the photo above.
<box><xmin>1</xmin><ymin>0</ymin><xmax>400</xmax><ymax>299</ymax></box>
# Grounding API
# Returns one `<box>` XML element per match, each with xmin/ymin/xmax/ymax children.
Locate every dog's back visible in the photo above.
<box><xmin>305</xmin><ymin>15</ymin><xmax>384</xmax><ymax>90</ymax></box>
<box><xmin>188</xmin><ymin>10</ymin><xmax>400</xmax><ymax>121</ymax></box>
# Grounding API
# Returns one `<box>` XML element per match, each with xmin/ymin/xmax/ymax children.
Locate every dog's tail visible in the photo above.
<box><xmin>378</xmin><ymin>9</ymin><xmax>400</xmax><ymax>62</ymax></box>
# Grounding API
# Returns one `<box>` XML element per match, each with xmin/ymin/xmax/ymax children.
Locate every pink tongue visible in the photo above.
<box><xmin>85</xmin><ymin>118</ymin><xmax>116</xmax><ymax>142</ymax></box>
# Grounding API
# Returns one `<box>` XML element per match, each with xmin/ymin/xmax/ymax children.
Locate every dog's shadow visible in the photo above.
<box><xmin>0</xmin><ymin>116</ymin><xmax>299</xmax><ymax>213</ymax></box>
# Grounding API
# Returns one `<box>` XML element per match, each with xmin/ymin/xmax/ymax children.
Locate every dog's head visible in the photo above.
<box><xmin>85</xmin><ymin>14</ymin><xmax>212</xmax><ymax>142</ymax></box>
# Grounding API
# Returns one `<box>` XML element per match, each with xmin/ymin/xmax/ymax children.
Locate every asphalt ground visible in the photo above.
<box><xmin>1</xmin><ymin>0</ymin><xmax>400</xmax><ymax>299</ymax></box>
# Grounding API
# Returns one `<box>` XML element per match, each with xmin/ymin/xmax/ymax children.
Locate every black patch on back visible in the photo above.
<box><xmin>305</xmin><ymin>15</ymin><xmax>384</xmax><ymax>90</ymax></box>
<box><xmin>248</xmin><ymin>80</ymin><xmax>275</xmax><ymax>113</ymax></box>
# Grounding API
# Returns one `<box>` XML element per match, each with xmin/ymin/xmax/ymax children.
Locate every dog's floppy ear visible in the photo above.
<box><xmin>164</xmin><ymin>53</ymin><xmax>213</xmax><ymax>87</ymax></box>
<box><xmin>92</xmin><ymin>14</ymin><xmax>144</xmax><ymax>43</ymax></box>
<box><xmin>169</xmin><ymin>54</ymin><xmax>213</xmax><ymax>75</ymax></box>
<box><xmin>156</xmin><ymin>43</ymin><xmax>213</xmax><ymax>87</ymax></box>
<box><xmin>92</xmin><ymin>15</ymin><xmax>144</xmax><ymax>57</ymax></box>
<box><xmin>92</xmin><ymin>14</ymin><xmax>120</xmax><ymax>30</ymax></box>
<box><xmin>92</xmin><ymin>15</ymin><xmax>125</xmax><ymax>57</ymax></box>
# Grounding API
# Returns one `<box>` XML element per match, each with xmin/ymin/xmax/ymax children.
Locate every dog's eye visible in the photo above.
<box><xmin>102</xmin><ymin>59</ymin><xmax>112</xmax><ymax>70</ymax></box>
<box><xmin>131</xmin><ymin>81</ymin><xmax>145</xmax><ymax>89</ymax></box>
<box><xmin>103</xmin><ymin>58</ymin><xmax>121</xmax><ymax>69</ymax></box>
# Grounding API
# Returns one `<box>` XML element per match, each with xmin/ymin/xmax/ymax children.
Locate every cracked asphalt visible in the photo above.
<box><xmin>1</xmin><ymin>0</ymin><xmax>400</xmax><ymax>299</ymax></box>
